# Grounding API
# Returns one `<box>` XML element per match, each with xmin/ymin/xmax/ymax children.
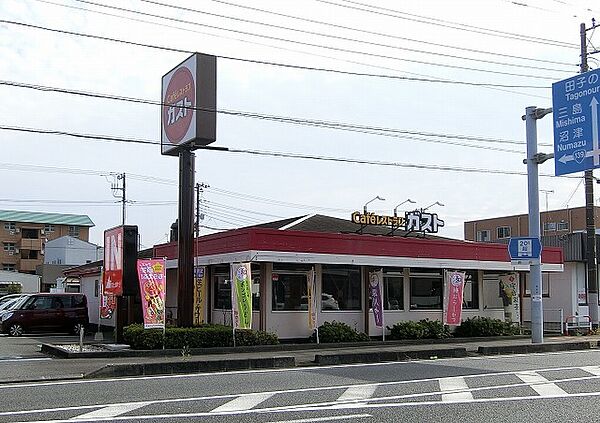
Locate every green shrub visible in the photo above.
<box><xmin>311</xmin><ymin>321</ymin><xmax>370</xmax><ymax>343</ymax></box>
<box><xmin>388</xmin><ymin>319</ymin><xmax>450</xmax><ymax>340</ymax></box>
<box><xmin>123</xmin><ymin>324</ymin><xmax>279</xmax><ymax>350</ymax></box>
<box><xmin>389</xmin><ymin>320</ymin><xmax>425</xmax><ymax>340</ymax></box>
<box><xmin>453</xmin><ymin>317</ymin><xmax>520</xmax><ymax>337</ymax></box>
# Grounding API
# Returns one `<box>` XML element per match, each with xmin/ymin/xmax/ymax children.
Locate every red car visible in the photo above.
<box><xmin>0</xmin><ymin>293</ymin><xmax>88</xmax><ymax>337</ymax></box>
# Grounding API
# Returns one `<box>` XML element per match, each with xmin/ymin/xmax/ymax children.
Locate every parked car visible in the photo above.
<box><xmin>0</xmin><ymin>293</ymin><xmax>88</xmax><ymax>337</ymax></box>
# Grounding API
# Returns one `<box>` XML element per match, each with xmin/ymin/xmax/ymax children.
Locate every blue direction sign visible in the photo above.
<box><xmin>508</xmin><ymin>237</ymin><xmax>542</xmax><ymax>264</ymax></box>
<box><xmin>552</xmin><ymin>68</ymin><xmax>600</xmax><ymax>176</ymax></box>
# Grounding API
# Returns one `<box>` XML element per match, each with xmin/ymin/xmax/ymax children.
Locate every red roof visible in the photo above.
<box><xmin>153</xmin><ymin>228</ymin><xmax>563</xmax><ymax>264</ymax></box>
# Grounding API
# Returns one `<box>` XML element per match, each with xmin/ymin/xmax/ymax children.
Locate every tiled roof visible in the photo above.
<box><xmin>0</xmin><ymin>210</ymin><xmax>94</xmax><ymax>227</ymax></box>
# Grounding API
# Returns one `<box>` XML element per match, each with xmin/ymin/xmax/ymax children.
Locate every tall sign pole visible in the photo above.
<box><xmin>161</xmin><ymin>53</ymin><xmax>216</xmax><ymax>327</ymax></box>
<box><xmin>581</xmin><ymin>23</ymin><xmax>600</xmax><ymax>327</ymax></box>
<box><xmin>177</xmin><ymin>149</ymin><xmax>195</xmax><ymax>327</ymax></box>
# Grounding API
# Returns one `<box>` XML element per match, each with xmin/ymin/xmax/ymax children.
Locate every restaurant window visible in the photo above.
<box><xmin>322</xmin><ymin>265</ymin><xmax>361</xmax><ymax>311</ymax></box>
<box><xmin>410</xmin><ymin>268</ymin><xmax>442</xmax><ymax>310</ymax></box>
<box><xmin>272</xmin><ymin>273</ymin><xmax>307</xmax><ymax>311</ymax></box>
<box><xmin>476</xmin><ymin>230</ymin><xmax>490</xmax><ymax>242</ymax></box>
<box><xmin>523</xmin><ymin>273</ymin><xmax>550</xmax><ymax>297</ymax></box>
<box><xmin>368</xmin><ymin>268</ymin><xmax>404</xmax><ymax>310</ymax></box>
<box><xmin>496</xmin><ymin>226</ymin><xmax>511</xmax><ymax>239</ymax></box>
<box><xmin>461</xmin><ymin>270</ymin><xmax>479</xmax><ymax>309</ymax></box>
<box><xmin>213</xmin><ymin>265</ymin><xmax>260</xmax><ymax>310</ymax></box>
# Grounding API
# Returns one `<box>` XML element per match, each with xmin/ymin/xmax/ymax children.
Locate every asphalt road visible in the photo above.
<box><xmin>1</xmin><ymin>349</ymin><xmax>600</xmax><ymax>422</ymax></box>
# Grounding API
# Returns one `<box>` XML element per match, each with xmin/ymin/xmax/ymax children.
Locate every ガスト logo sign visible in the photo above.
<box><xmin>163</xmin><ymin>66</ymin><xmax>196</xmax><ymax>144</ymax></box>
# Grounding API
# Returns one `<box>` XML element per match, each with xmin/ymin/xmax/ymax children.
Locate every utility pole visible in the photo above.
<box><xmin>195</xmin><ymin>182</ymin><xmax>209</xmax><ymax>238</ymax></box>
<box><xmin>110</xmin><ymin>172</ymin><xmax>127</xmax><ymax>225</ymax></box>
<box><xmin>581</xmin><ymin>22</ymin><xmax>599</xmax><ymax>327</ymax></box>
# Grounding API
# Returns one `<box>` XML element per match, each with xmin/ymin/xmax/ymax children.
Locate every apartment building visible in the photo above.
<box><xmin>464</xmin><ymin>206</ymin><xmax>600</xmax><ymax>242</ymax></box>
<box><xmin>0</xmin><ymin>210</ymin><xmax>94</xmax><ymax>274</ymax></box>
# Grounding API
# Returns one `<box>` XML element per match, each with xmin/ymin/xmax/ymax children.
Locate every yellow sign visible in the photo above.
<box><xmin>193</xmin><ymin>266</ymin><xmax>207</xmax><ymax>326</ymax></box>
<box><xmin>351</xmin><ymin>211</ymin><xmax>404</xmax><ymax>227</ymax></box>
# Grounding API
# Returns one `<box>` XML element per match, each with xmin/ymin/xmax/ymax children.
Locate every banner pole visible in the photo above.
<box><xmin>95</xmin><ymin>266</ymin><xmax>104</xmax><ymax>342</ymax></box>
<box><xmin>382</xmin><ymin>280</ymin><xmax>386</xmax><ymax>343</ymax></box>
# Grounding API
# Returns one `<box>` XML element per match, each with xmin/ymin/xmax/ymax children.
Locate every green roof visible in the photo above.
<box><xmin>0</xmin><ymin>210</ymin><xmax>94</xmax><ymax>227</ymax></box>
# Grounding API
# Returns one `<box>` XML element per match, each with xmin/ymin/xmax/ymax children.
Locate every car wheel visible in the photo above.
<box><xmin>8</xmin><ymin>324</ymin><xmax>23</xmax><ymax>337</ymax></box>
<box><xmin>72</xmin><ymin>323</ymin><xmax>85</xmax><ymax>336</ymax></box>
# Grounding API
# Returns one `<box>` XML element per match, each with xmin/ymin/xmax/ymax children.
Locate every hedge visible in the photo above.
<box><xmin>311</xmin><ymin>321</ymin><xmax>370</xmax><ymax>343</ymax></box>
<box><xmin>453</xmin><ymin>317</ymin><xmax>521</xmax><ymax>337</ymax></box>
<box><xmin>389</xmin><ymin>319</ymin><xmax>451</xmax><ymax>340</ymax></box>
<box><xmin>123</xmin><ymin>324</ymin><xmax>279</xmax><ymax>350</ymax></box>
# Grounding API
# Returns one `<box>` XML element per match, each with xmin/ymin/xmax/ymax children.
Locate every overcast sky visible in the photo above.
<box><xmin>0</xmin><ymin>0</ymin><xmax>598</xmax><ymax>247</ymax></box>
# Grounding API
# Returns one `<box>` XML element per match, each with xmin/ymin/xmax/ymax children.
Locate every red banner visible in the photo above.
<box><xmin>103</xmin><ymin>226</ymin><xmax>124</xmax><ymax>296</ymax></box>
<box><xmin>443</xmin><ymin>271</ymin><xmax>465</xmax><ymax>326</ymax></box>
<box><xmin>137</xmin><ymin>259</ymin><xmax>166</xmax><ymax>329</ymax></box>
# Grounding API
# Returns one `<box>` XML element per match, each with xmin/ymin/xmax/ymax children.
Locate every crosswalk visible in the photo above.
<box><xmin>6</xmin><ymin>365</ymin><xmax>600</xmax><ymax>422</ymax></box>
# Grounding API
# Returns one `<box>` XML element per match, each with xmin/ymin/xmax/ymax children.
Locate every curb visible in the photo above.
<box><xmin>478</xmin><ymin>340</ymin><xmax>598</xmax><ymax>355</ymax></box>
<box><xmin>314</xmin><ymin>347</ymin><xmax>468</xmax><ymax>365</ymax></box>
<box><xmin>41</xmin><ymin>335</ymin><xmax>530</xmax><ymax>359</ymax></box>
<box><xmin>0</xmin><ymin>374</ymin><xmax>84</xmax><ymax>385</ymax></box>
<box><xmin>83</xmin><ymin>356</ymin><xmax>296</xmax><ymax>379</ymax></box>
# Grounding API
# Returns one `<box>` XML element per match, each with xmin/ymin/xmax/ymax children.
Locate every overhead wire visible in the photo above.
<box><xmin>0</xmin><ymin>80</ymin><xmax>541</xmax><ymax>152</ymax></box>
<box><xmin>0</xmin><ymin>124</ymin><xmax>576</xmax><ymax>179</ymax></box>
<box><xmin>318</xmin><ymin>0</ymin><xmax>577</xmax><ymax>48</ymax></box>
<box><xmin>0</xmin><ymin>18</ymin><xmax>552</xmax><ymax>90</ymax></box>
<box><xmin>140</xmin><ymin>0</ymin><xmax>573</xmax><ymax>73</ymax></box>
<box><xmin>201</xmin><ymin>0</ymin><xmax>574</xmax><ymax>66</ymax></box>
<box><xmin>66</xmin><ymin>0</ymin><xmax>563</xmax><ymax>80</ymax></box>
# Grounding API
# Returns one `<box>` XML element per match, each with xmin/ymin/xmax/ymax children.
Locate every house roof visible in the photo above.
<box><xmin>63</xmin><ymin>248</ymin><xmax>154</xmax><ymax>277</ymax></box>
<box><xmin>0</xmin><ymin>210</ymin><xmax>94</xmax><ymax>227</ymax></box>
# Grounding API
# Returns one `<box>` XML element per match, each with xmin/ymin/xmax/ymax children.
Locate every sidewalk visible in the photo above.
<box><xmin>1</xmin><ymin>334</ymin><xmax>599</xmax><ymax>384</ymax></box>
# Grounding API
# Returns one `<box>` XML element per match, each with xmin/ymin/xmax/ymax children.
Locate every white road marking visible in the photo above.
<box><xmin>2</xmin><ymin>348</ymin><xmax>598</xmax><ymax>390</ymax></box>
<box><xmin>70</xmin><ymin>403</ymin><xmax>150</xmax><ymax>420</ymax></box>
<box><xmin>210</xmin><ymin>392</ymin><xmax>275</xmax><ymax>413</ymax></box>
<box><xmin>337</xmin><ymin>385</ymin><xmax>377</xmax><ymax>402</ymax></box>
<box><xmin>0</xmin><ymin>357</ymin><xmax>51</xmax><ymax>363</ymax></box>
<box><xmin>581</xmin><ymin>365</ymin><xmax>600</xmax><ymax>376</ymax></box>
<box><xmin>265</xmin><ymin>414</ymin><xmax>371</xmax><ymax>423</ymax></box>
<box><xmin>515</xmin><ymin>371</ymin><xmax>567</xmax><ymax>396</ymax></box>
<box><xmin>5</xmin><ymin>367</ymin><xmax>600</xmax><ymax>418</ymax></box>
<box><xmin>439</xmin><ymin>377</ymin><xmax>473</xmax><ymax>402</ymax></box>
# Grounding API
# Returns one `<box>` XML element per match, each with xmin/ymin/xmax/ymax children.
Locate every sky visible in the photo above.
<box><xmin>0</xmin><ymin>0</ymin><xmax>598</xmax><ymax>247</ymax></box>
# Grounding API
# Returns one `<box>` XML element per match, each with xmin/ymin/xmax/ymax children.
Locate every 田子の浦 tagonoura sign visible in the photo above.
<box><xmin>161</xmin><ymin>53</ymin><xmax>216</xmax><ymax>156</ymax></box>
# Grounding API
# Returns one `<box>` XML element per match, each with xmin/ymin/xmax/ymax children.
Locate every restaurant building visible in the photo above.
<box><xmin>153</xmin><ymin>214</ymin><xmax>564</xmax><ymax>339</ymax></box>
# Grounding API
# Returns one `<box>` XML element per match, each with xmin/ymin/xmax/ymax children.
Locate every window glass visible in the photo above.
<box><xmin>71</xmin><ymin>295</ymin><xmax>85</xmax><ymax>307</ymax></box>
<box><xmin>213</xmin><ymin>266</ymin><xmax>260</xmax><ymax>310</ymax></box>
<box><xmin>557</xmin><ymin>221</ymin><xmax>569</xmax><ymax>231</ymax></box>
<box><xmin>369</xmin><ymin>268</ymin><xmax>404</xmax><ymax>311</ymax></box>
<box><xmin>30</xmin><ymin>297</ymin><xmax>53</xmax><ymax>310</ymax></box>
<box><xmin>3</xmin><ymin>243</ymin><xmax>15</xmax><ymax>252</ymax></box>
<box><xmin>322</xmin><ymin>265</ymin><xmax>361</xmax><ymax>311</ymax></box>
<box><xmin>497</xmin><ymin>226</ymin><xmax>511</xmax><ymax>239</ymax></box>
<box><xmin>543</xmin><ymin>222</ymin><xmax>557</xmax><ymax>231</ymax></box>
<box><xmin>4</xmin><ymin>222</ymin><xmax>15</xmax><ymax>231</ymax></box>
<box><xmin>523</xmin><ymin>273</ymin><xmax>550</xmax><ymax>297</ymax></box>
<box><xmin>410</xmin><ymin>268</ymin><xmax>442</xmax><ymax>310</ymax></box>
<box><xmin>272</xmin><ymin>273</ymin><xmax>307</xmax><ymax>311</ymax></box>
<box><xmin>462</xmin><ymin>270</ymin><xmax>479</xmax><ymax>309</ymax></box>
<box><xmin>476</xmin><ymin>230</ymin><xmax>490</xmax><ymax>242</ymax></box>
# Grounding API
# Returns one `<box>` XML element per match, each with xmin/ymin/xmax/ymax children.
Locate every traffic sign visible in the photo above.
<box><xmin>552</xmin><ymin>68</ymin><xmax>600</xmax><ymax>176</ymax></box>
<box><xmin>508</xmin><ymin>237</ymin><xmax>542</xmax><ymax>264</ymax></box>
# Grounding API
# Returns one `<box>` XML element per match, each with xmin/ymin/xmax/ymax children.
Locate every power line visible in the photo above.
<box><xmin>0</xmin><ymin>80</ymin><xmax>539</xmax><ymax>151</ymax></box>
<box><xmin>67</xmin><ymin>0</ymin><xmax>562</xmax><ymax>80</ymax></box>
<box><xmin>140</xmin><ymin>0</ymin><xmax>573</xmax><ymax>74</ymax></box>
<box><xmin>202</xmin><ymin>0</ymin><xmax>574</xmax><ymax>66</ymax></box>
<box><xmin>0</xmin><ymin>124</ymin><xmax>576</xmax><ymax>179</ymax></box>
<box><xmin>318</xmin><ymin>0</ymin><xmax>577</xmax><ymax>49</ymax></box>
<box><xmin>0</xmin><ymin>18</ymin><xmax>551</xmax><ymax>90</ymax></box>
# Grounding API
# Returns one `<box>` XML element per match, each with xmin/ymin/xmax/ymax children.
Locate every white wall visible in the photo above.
<box><xmin>0</xmin><ymin>270</ymin><xmax>40</xmax><ymax>293</ymax></box>
<box><xmin>81</xmin><ymin>274</ymin><xmax>115</xmax><ymax>327</ymax></box>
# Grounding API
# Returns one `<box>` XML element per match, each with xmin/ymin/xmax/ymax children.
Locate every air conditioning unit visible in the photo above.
<box><xmin>9</xmin><ymin>230</ymin><xmax>14</xmax><ymax>235</ymax></box>
<box><xmin>14</xmin><ymin>228</ymin><xmax>20</xmax><ymax>233</ymax></box>
<box><xmin>14</xmin><ymin>248</ymin><xmax>19</xmax><ymax>254</ymax></box>
<box><xmin>40</xmin><ymin>229</ymin><xmax>45</xmax><ymax>235</ymax></box>
<box><xmin>8</xmin><ymin>251</ymin><xmax>13</xmax><ymax>256</ymax></box>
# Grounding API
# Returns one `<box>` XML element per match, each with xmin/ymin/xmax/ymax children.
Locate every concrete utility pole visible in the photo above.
<box><xmin>581</xmin><ymin>22</ymin><xmax>600</xmax><ymax>327</ymax></box>
<box><xmin>524</xmin><ymin>106</ymin><xmax>552</xmax><ymax>344</ymax></box>
<box><xmin>110</xmin><ymin>172</ymin><xmax>127</xmax><ymax>225</ymax></box>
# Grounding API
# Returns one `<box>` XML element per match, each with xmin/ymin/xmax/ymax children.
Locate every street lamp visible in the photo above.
<box><xmin>422</xmin><ymin>201</ymin><xmax>444</xmax><ymax>211</ymax></box>
<box><xmin>393</xmin><ymin>198</ymin><xmax>416</xmax><ymax>216</ymax></box>
<box><xmin>363</xmin><ymin>196</ymin><xmax>385</xmax><ymax>213</ymax></box>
